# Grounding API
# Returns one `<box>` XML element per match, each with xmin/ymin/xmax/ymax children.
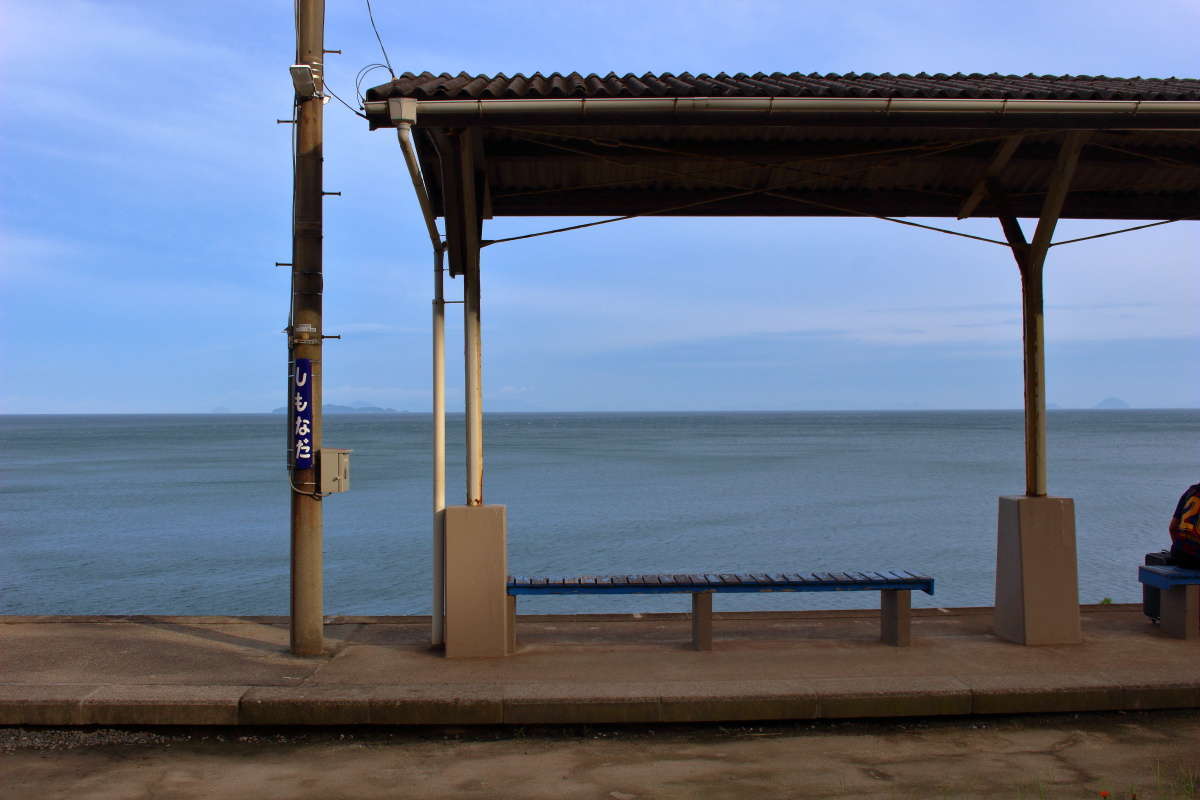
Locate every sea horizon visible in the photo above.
<box><xmin>4</xmin><ymin>405</ymin><xmax>1197</xmax><ymax>417</ymax></box>
<box><xmin>3</xmin><ymin>409</ymin><xmax>1195</xmax><ymax>617</ymax></box>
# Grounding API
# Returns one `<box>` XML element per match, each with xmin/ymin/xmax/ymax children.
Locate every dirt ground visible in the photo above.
<box><xmin>1</xmin><ymin>711</ymin><xmax>1197</xmax><ymax>800</ymax></box>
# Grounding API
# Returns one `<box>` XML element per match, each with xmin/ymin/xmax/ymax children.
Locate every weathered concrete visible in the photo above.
<box><xmin>4</xmin><ymin>712</ymin><xmax>1199</xmax><ymax>799</ymax></box>
<box><xmin>443</xmin><ymin>505</ymin><xmax>509</xmax><ymax>658</ymax></box>
<box><xmin>0</xmin><ymin>605</ymin><xmax>1195</xmax><ymax>726</ymax></box>
<box><xmin>994</xmin><ymin>495</ymin><xmax>1082</xmax><ymax>645</ymax></box>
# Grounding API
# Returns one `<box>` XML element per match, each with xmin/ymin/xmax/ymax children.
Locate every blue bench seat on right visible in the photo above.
<box><xmin>1138</xmin><ymin>565</ymin><xmax>1200</xmax><ymax>640</ymax></box>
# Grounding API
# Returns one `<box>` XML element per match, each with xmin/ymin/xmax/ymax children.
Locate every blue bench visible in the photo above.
<box><xmin>507</xmin><ymin>571</ymin><xmax>935</xmax><ymax>650</ymax></box>
<box><xmin>1138</xmin><ymin>565</ymin><xmax>1200</xmax><ymax>640</ymax></box>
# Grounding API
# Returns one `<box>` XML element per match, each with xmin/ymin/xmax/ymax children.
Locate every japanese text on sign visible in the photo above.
<box><xmin>292</xmin><ymin>358</ymin><xmax>313</xmax><ymax>469</ymax></box>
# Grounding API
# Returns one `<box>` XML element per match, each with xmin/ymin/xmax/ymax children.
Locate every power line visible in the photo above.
<box><xmin>323</xmin><ymin>83</ymin><xmax>368</xmax><ymax>119</ymax></box>
<box><xmin>356</xmin><ymin>63</ymin><xmax>392</xmax><ymax>104</ymax></box>
<box><xmin>364</xmin><ymin>0</ymin><xmax>395</xmax><ymax>80</ymax></box>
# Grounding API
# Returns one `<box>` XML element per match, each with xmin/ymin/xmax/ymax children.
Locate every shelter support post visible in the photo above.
<box><xmin>394</xmin><ymin>110</ymin><xmax>449</xmax><ymax>647</ymax></box>
<box><xmin>464</xmin><ymin>234</ymin><xmax>484</xmax><ymax>507</ymax></box>
<box><xmin>990</xmin><ymin>132</ymin><xmax>1087</xmax><ymax>645</ymax></box>
<box><xmin>432</xmin><ymin>247</ymin><xmax>446</xmax><ymax>646</ymax></box>
<box><xmin>436</xmin><ymin>129</ymin><xmax>509</xmax><ymax>657</ymax></box>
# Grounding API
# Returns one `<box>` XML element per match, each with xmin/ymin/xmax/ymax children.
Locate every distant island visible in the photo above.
<box><xmin>1093</xmin><ymin>397</ymin><xmax>1131</xmax><ymax>410</ymax></box>
<box><xmin>272</xmin><ymin>404</ymin><xmax>402</xmax><ymax>414</ymax></box>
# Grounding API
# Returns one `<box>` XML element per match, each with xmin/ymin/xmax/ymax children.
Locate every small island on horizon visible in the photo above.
<box><xmin>271</xmin><ymin>404</ymin><xmax>403</xmax><ymax>415</ymax></box>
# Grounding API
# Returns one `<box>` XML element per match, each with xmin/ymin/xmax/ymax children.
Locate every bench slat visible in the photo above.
<box><xmin>1138</xmin><ymin>565</ymin><xmax>1200</xmax><ymax>590</ymax></box>
<box><xmin>507</xmin><ymin>571</ymin><xmax>933</xmax><ymax>594</ymax></box>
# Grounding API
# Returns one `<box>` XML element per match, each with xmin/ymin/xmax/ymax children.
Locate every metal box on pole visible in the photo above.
<box><xmin>319</xmin><ymin>448</ymin><xmax>351</xmax><ymax>494</ymax></box>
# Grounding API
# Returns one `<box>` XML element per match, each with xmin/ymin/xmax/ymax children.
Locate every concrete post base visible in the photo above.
<box><xmin>444</xmin><ymin>505</ymin><xmax>511</xmax><ymax>658</ymax></box>
<box><xmin>994</xmin><ymin>496</ymin><xmax>1082</xmax><ymax>645</ymax></box>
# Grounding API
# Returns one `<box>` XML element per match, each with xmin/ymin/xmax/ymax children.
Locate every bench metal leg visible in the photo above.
<box><xmin>691</xmin><ymin>592</ymin><xmax>713</xmax><ymax>651</ymax></box>
<box><xmin>507</xmin><ymin>595</ymin><xmax>517</xmax><ymax>653</ymax></box>
<box><xmin>881</xmin><ymin>589</ymin><xmax>911</xmax><ymax>646</ymax></box>
<box><xmin>1160</xmin><ymin>584</ymin><xmax>1199</xmax><ymax>640</ymax></box>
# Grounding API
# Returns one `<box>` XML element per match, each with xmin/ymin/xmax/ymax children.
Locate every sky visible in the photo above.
<box><xmin>1</xmin><ymin>0</ymin><xmax>1197</xmax><ymax>413</ymax></box>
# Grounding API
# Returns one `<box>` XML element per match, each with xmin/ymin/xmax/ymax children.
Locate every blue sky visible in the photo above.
<box><xmin>1</xmin><ymin>0</ymin><xmax>1196</xmax><ymax>413</ymax></box>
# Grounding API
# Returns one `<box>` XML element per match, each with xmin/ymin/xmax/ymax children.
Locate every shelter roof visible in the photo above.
<box><xmin>364</xmin><ymin>72</ymin><xmax>1200</xmax><ymax>223</ymax></box>
<box><xmin>366</xmin><ymin>71</ymin><xmax>1200</xmax><ymax>101</ymax></box>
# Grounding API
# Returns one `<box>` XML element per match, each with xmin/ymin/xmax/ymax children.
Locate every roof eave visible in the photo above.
<box><xmin>365</xmin><ymin>97</ymin><xmax>1200</xmax><ymax>130</ymax></box>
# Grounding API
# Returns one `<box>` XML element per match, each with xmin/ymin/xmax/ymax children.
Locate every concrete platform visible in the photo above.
<box><xmin>1</xmin><ymin>605</ymin><xmax>1195</xmax><ymax>726</ymax></box>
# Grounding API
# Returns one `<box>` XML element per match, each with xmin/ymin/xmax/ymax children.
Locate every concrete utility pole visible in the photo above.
<box><xmin>289</xmin><ymin>0</ymin><xmax>325</xmax><ymax>656</ymax></box>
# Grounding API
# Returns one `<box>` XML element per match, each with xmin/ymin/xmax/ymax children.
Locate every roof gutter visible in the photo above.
<box><xmin>366</xmin><ymin>96</ymin><xmax>1200</xmax><ymax>130</ymax></box>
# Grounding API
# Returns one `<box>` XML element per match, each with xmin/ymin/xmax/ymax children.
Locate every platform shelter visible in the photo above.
<box><xmin>362</xmin><ymin>72</ymin><xmax>1200</xmax><ymax>656</ymax></box>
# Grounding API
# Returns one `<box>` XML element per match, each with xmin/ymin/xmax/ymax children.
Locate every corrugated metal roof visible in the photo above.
<box><xmin>367</xmin><ymin>71</ymin><xmax>1200</xmax><ymax>102</ymax></box>
<box><xmin>366</xmin><ymin>71</ymin><xmax>1200</xmax><ymax>229</ymax></box>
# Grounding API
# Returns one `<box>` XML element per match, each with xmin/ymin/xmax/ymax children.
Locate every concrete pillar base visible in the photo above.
<box><xmin>444</xmin><ymin>505</ymin><xmax>510</xmax><ymax>658</ymax></box>
<box><xmin>993</xmin><ymin>495</ymin><xmax>1082</xmax><ymax>646</ymax></box>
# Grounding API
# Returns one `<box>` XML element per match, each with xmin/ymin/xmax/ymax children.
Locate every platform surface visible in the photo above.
<box><xmin>1</xmin><ymin>605</ymin><xmax>1195</xmax><ymax>726</ymax></box>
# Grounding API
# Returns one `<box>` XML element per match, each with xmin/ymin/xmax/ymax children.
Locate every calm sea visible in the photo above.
<box><xmin>1</xmin><ymin>411</ymin><xmax>1195</xmax><ymax>616</ymax></box>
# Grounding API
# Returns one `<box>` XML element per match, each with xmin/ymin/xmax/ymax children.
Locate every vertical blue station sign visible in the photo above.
<box><xmin>292</xmin><ymin>357</ymin><xmax>314</xmax><ymax>470</ymax></box>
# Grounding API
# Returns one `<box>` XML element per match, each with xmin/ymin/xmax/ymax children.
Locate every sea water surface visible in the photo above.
<box><xmin>1</xmin><ymin>411</ymin><xmax>1195</xmax><ymax>616</ymax></box>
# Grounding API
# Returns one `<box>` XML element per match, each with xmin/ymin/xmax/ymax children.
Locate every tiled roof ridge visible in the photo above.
<box><xmin>366</xmin><ymin>71</ymin><xmax>1200</xmax><ymax>102</ymax></box>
